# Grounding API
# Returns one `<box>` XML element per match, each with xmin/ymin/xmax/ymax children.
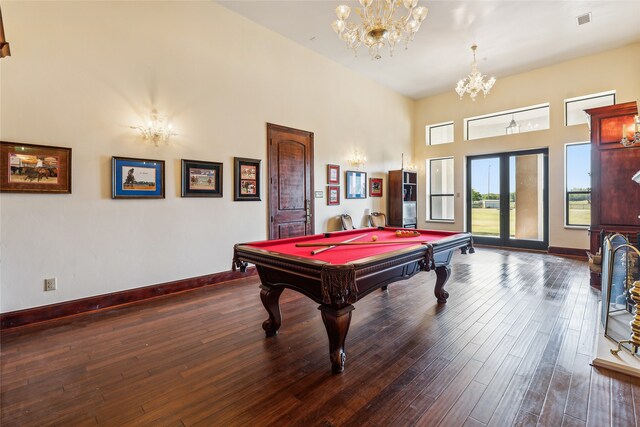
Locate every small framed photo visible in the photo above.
<box><xmin>112</xmin><ymin>156</ymin><xmax>165</xmax><ymax>199</ymax></box>
<box><xmin>327</xmin><ymin>185</ymin><xmax>340</xmax><ymax>205</ymax></box>
<box><xmin>346</xmin><ymin>170</ymin><xmax>367</xmax><ymax>199</ymax></box>
<box><xmin>181</xmin><ymin>159</ymin><xmax>223</xmax><ymax>198</ymax></box>
<box><xmin>0</xmin><ymin>141</ymin><xmax>72</xmax><ymax>194</ymax></box>
<box><xmin>369</xmin><ymin>178</ymin><xmax>383</xmax><ymax>197</ymax></box>
<box><xmin>327</xmin><ymin>164</ymin><xmax>340</xmax><ymax>184</ymax></box>
<box><xmin>234</xmin><ymin>157</ymin><xmax>261</xmax><ymax>201</ymax></box>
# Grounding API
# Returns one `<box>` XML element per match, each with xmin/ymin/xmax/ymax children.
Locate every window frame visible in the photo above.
<box><xmin>463</xmin><ymin>103</ymin><xmax>550</xmax><ymax>141</ymax></box>
<box><xmin>564</xmin><ymin>90</ymin><xmax>615</xmax><ymax>127</ymax></box>
<box><xmin>426</xmin><ymin>121</ymin><xmax>454</xmax><ymax>146</ymax></box>
<box><xmin>564</xmin><ymin>141</ymin><xmax>591</xmax><ymax>228</ymax></box>
<box><xmin>426</xmin><ymin>156</ymin><xmax>455</xmax><ymax>222</ymax></box>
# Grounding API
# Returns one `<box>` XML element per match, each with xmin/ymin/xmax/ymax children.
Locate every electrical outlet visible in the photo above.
<box><xmin>44</xmin><ymin>278</ymin><xmax>57</xmax><ymax>291</ymax></box>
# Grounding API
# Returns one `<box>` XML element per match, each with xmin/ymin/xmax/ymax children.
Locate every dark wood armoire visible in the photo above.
<box><xmin>585</xmin><ymin>101</ymin><xmax>640</xmax><ymax>287</ymax></box>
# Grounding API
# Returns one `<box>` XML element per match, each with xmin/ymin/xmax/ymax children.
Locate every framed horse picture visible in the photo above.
<box><xmin>0</xmin><ymin>141</ymin><xmax>72</xmax><ymax>193</ymax></box>
<box><xmin>233</xmin><ymin>157</ymin><xmax>261</xmax><ymax>201</ymax></box>
<box><xmin>112</xmin><ymin>156</ymin><xmax>165</xmax><ymax>199</ymax></box>
<box><xmin>181</xmin><ymin>159</ymin><xmax>223</xmax><ymax>197</ymax></box>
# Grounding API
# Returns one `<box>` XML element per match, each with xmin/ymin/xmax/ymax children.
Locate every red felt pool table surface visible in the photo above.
<box><xmin>243</xmin><ymin>227</ymin><xmax>462</xmax><ymax>265</ymax></box>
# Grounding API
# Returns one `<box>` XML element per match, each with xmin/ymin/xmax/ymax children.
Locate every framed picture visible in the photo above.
<box><xmin>112</xmin><ymin>156</ymin><xmax>165</xmax><ymax>199</ymax></box>
<box><xmin>234</xmin><ymin>157</ymin><xmax>261</xmax><ymax>201</ymax></box>
<box><xmin>181</xmin><ymin>159</ymin><xmax>223</xmax><ymax>198</ymax></box>
<box><xmin>327</xmin><ymin>164</ymin><xmax>340</xmax><ymax>184</ymax></box>
<box><xmin>0</xmin><ymin>141</ymin><xmax>72</xmax><ymax>193</ymax></box>
<box><xmin>327</xmin><ymin>185</ymin><xmax>340</xmax><ymax>205</ymax></box>
<box><xmin>345</xmin><ymin>170</ymin><xmax>367</xmax><ymax>199</ymax></box>
<box><xmin>369</xmin><ymin>178</ymin><xmax>383</xmax><ymax>197</ymax></box>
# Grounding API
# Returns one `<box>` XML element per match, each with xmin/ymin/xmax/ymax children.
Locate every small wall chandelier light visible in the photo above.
<box><xmin>455</xmin><ymin>45</ymin><xmax>496</xmax><ymax>101</ymax></box>
<box><xmin>131</xmin><ymin>112</ymin><xmax>176</xmax><ymax>147</ymax></box>
<box><xmin>349</xmin><ymin>150</ymin><xmax>367</xmax><ymax>170</ymax></box>
<box><xmin>620</xmin><ymin>115</ymin><xmax>640</xmax><ymax>147</ymax></box>
<box><xmin>505</xmin><ymin>114</ymin><xmax>520</xmax><ymax>135</ymax></box>
<box><xmin>331</xmin><ymin>0</ymin><xmax>429</xmax><ymax>60</ymax></box>
<box><xmin>401</xmin><ymin>153</ymin><xmax>416</xmax><ymax>171</ymax></box>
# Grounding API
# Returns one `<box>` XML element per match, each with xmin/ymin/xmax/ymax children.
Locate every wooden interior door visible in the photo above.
<box><xmin>267</xmin><ymin>123</ymin><xmax>314</xmax><ymax>239</ymax></box>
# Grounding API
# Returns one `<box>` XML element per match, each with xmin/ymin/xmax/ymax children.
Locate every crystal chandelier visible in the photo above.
<box><xmin>331</xmin><ymin>0</ymin><xmax>429</xmax><ymax>60</ymax></box>
<box><xmin>455</xmin><ymin>45</ymin><xmax>496</xmax><ymax>101</ymax></box>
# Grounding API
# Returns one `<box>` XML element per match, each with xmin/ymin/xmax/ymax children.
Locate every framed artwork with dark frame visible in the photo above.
<box><xmin>369</xmin><ymin>178</ymin><xmax>383</xmax><ymax>197</ymax></box>
<box><xmin>345</xmin><ymin>170</ymin><xmax>367</xmax><ymax>199</ymax></box>
<box><xmin>112</xmin><ymin>156</ymin><xmax>165</xmax><ymax>199</ymax></box>
<box><xmin>0</xmin><ymin>141</ymin><xmax>72</xmax><ymax>193</ymax></box>
<box><xmin>234</xmin><ymin>157</ymin><xmax>261</xmax><ymax>201</ymax></box>
<box><xmin>327</xmin><ymin>185</ymin><xmax>340</xmax><ymax>205</ymax></box>
<box><xmin>181</xmin><ymin>159</ymin><xmax>223</xmax><ymax>198</ymax></box>
<box><xmin>327</xmin><ymin>164</ymin><xmax>340</xmax><ymax>184</ymax></box>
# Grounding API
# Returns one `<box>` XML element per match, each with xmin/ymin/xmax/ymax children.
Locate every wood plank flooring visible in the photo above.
<box><xmin>2</xmin><ymin>247</ymin><xmax>640</xmax><ymax>426</ymax></box>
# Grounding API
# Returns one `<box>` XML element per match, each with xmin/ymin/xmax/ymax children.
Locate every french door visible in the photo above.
<box><xmin>466</xmin><ymin>149</ymin><xmax>549</xmax><ymax>250</ymax></box>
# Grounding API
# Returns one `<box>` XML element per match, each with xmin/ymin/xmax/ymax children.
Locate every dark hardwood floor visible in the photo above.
<box><xmin>2</xmin><ymin>248</ymin><xmax>640</xmax><ymax>426</ymax></box>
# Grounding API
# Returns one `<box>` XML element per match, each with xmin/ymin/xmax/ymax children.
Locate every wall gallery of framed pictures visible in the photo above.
<box><xmin>3</xmin><ymin>141</ymin><xmax>386</xmax><ymax>205</ymax></box>
<box><xmin>0</xmin><ymin>140</ymin><xmax>268</xmax><ymax>204</ymax></box>
<box><xmin>326</xmin><ymin>164</ymin><xmax>340</xmax><ymax>205</ymax></box>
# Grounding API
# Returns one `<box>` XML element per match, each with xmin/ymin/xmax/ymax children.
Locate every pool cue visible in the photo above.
<box><xmin>310</xmin><ymin>233</ymin><xmax>368</xmax><ymax>255</ymax></box>
<box><xmin>299</xmin><ymin>240</ymin><xmax>429</xmax><ymax>248</ymax></box>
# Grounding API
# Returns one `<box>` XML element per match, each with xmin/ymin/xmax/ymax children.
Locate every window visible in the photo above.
<box><xmin>464</xmin><ymin>103</ymin><xmax>550</xmax><ymax>141</ymax></box>
<box><xmin>427</xmin><ymin>157</ymin><xmax>454</xmax><ymax>221</ymax></box>
<box><xmin>426</xmin><ymin>121</ymin><xmax>454</xmax><ymax>145</ymax></box>
<box><xmin>565</xmin><ymin>91</ymin><xmax>615</xmax><ymax>126</ymax></box>
<box><xmin>565</xmin><ymin>142</ymin><xmax>591</xmax><ymax>227</ymax></box>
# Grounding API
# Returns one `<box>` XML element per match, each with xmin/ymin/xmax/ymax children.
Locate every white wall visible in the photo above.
<box><xmin>414</xmin><ymin>42</ymin><xmax>640</xmax><ymax>249</ymax></box>
<box><xmin>0</xmin><ymin>1</ymin><xmax>413</xmax><ymax>312</ymax></box>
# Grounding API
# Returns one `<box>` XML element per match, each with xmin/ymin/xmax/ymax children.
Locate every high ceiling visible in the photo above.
<box><xmin>217</xmin><ymin>1</ymin><xmax>640</xmax><ymax>100</ymax></box>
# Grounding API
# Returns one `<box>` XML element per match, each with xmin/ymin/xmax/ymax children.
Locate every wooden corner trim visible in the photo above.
<box><xmin>0</xmin><ymin>267</ymin><xmax>257</xmax><ymax>330</ymax></box>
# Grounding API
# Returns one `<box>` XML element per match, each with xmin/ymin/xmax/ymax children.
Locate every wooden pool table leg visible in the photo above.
<box><xmin>260</xmin><ymin>284</ymin><xmax>284</xmax><ymax>337</ymax></box>
<box><xmin>434</xmin><ymin>265</ymin><xmax>451</xmax><ymax>303</ymax></box>
<box><xmin>319</xmin><ymin>305</ymin><xmax>354</xmax><ymax>373</ymax></box>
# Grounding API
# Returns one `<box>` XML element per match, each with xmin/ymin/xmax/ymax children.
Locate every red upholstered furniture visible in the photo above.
<box><xmin>233</xmin><ymin>227</ymin><xmax>473</xmax><ymax>373</ymax></box>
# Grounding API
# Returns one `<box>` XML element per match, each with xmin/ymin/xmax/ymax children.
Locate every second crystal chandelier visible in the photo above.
<box><xmin>455</xmin><ymin>45</ymin><xmax>496</xmax><ymax>101</ymax></box>
<box><xmin>331</xmin><ymin>0</ymin><xmax>428</xmax><ymax>60</ymax></box>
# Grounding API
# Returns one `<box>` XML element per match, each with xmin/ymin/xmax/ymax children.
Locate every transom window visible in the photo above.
<box><xmin>426</xmin><ymin>121</ymin><xmax>454</xmax><ymax>145</ymax></box>
<box><xmin>564</xmin><ymin>91</ymin><xmax>615</xmax><ymax>126</ymax></box>
<box><xmin>464</xmin><ymin>103</ymin><xmax>550</xmax><ymax>141</ymax></box>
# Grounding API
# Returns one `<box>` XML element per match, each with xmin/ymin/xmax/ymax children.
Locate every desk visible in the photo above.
<box><xmin>233</xmin><ymin>227</ymin><xmax>473</xmax><ymax>372</ymax></box>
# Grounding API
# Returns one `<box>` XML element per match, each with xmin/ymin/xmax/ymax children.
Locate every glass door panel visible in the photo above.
<box><xmin>469</xmin><ymin>157</ymin><xmax>501</xmax><ymax>238</ymax></box>
<box><xmin>509</xmin><ymin>153</ymin><xmax>545</xmax><ymax>242</ymax></box>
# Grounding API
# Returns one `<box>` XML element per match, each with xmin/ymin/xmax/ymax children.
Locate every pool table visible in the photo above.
<box><xmin>232</xmin><ymin>227</ymin><xmax>474</xmax><ymax>373</ymax></box>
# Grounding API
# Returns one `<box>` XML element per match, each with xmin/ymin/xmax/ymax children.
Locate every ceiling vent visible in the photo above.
<box><xmin>577</xmin><ymin>12</ymin><xmax>592</xmax><ymax>26</ymax></box>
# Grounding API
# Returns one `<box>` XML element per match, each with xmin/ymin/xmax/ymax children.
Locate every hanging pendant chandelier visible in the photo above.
<box><xmin>455</xmin><ymin>45</ymin><xmax>496</xmax><ymax>101</ymax></box>
<box><xmin>331</xmin><ymin>0</ymin><xmax>428</xmax><ymax>60</ymax></box>
<box><xmin>506</xmin><ymin>115</ymin><xmax>520</xmax><ymax>135</ymax></box>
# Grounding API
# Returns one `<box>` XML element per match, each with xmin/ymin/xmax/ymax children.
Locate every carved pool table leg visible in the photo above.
<box><xmin>319</xmin><ymin>305</ymin><xmax>355</xmax><ymax>373</ymax></box>
<box><xmin>260</xmin><ymin>284</ymin><xmax>284</xmax><ymax>337</ymax></box>
<box><xmin>434</xmin><ymin>265</ymin><xmax>451</xmax><ymax>303</ymax></box>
